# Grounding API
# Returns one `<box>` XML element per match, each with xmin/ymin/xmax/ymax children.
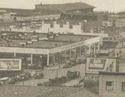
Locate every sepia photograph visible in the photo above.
<box><xmin>0</xmin><ymin>0</ymin><xmax>125</xmax><ymax>97</ymax></box>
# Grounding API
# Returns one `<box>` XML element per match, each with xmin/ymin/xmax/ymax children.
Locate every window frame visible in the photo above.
<box><xmin>106</xmin><ymin>81</ymin><xmax>114</xmax><ymax>92</ymax></box>
<box><xmin>121</xmin><ymin>82</ymin><xmax>125</xmax><ymax>92</ymax></box>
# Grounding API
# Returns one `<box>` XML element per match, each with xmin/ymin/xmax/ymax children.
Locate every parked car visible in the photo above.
<box><xmin>32</xmin><ymin>72</ymin><xmax>44</xmax><ymax>79</ymax></box>
<box><xmin>41</xmin><ymin>81</ymin><xmax>53</xmax><ymax>86</ymax></box>
<box><xmin>63</xmin><ymin>64</ymin><xmax>72</xmax><ymax>68</ymax></box>
<box><xmin>8</xmin><ymin>77</ymin><xmax>16</xmax><ymax>84</ymax></box>
<box><xmin>15</xmin><ymin>72</ymin><xmax>31</xmax><ymax>81</ymax></box>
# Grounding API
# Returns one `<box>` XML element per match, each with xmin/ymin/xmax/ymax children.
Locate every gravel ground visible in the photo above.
<box><xmin>0</xmin><ymin>85</ymin><xmax>97</xmax><ymax>97</ymax></box>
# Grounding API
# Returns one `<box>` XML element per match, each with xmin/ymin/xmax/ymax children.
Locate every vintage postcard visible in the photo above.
<box><xmin>0</xmin><ymin>0</ymin><xmax>124</xmax><ymax>97</ymax></box>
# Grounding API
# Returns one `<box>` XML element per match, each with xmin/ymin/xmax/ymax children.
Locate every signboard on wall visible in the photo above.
<box><xmin>89</xmin><ymin>58</ymin><xmax>105</xmax><ymax>69</ymax></box>
<box><xmin>86</xmin><ymin>57</ymin><xmax>117</xmax><ymax>74</ymax></box>
<box><xmin>0</xmin><ymin>59</ymin><xmax>22</xmax><ymax>71</ymax></box>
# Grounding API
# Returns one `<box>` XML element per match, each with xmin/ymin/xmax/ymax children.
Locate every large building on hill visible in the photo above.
<box><xmin>0</xmin><ymin>2</ymin><xmax>97</xmax><ymax>21</ymax></box>
<box><xmin>0</xmin><ymin>2</ymin><xmax>110</xmax><ymax>34</ymax></box>
<box><xmin>35</xmin><ymin>2</ymin><xmax>96</xmax><ymax>20</ymax></box>
<box><xmin>0</xmin><ymin>2</ymin><xmax>96</xmax><ymax>22</ymax></box>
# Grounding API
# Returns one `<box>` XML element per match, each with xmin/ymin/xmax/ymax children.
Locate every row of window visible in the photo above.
<box><xmin>106</xmin><ymin>81</ymin><xmax>125</xmax><ymax>92</ymax></box>
<box><xmin>50</xmin><ymin>24</ymin><xmax>73</xmax><ymax>29</ymax></box>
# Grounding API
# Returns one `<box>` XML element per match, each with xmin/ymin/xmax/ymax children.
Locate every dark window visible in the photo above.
<box><xmin>13</xmin><ymin>17</ymin><xmax>17</xmax><ymax>21</ymax></box>
<box><xmin>60</xmin><ymin>24</ymin><xmax>63</xmax><ymax>28</ymax></box>
<box><xmin>122</xmin><ymin>82</ymin><xmax>125</xmax><ymax>91</ymax></box>
<box><xmin>50</xmin><ymin>24</ymin><xmax>54</xmax><ymax>28</ymax></box>
<box><xmin>106</xmin><ymin>81</ymin><xmax>114</xmax><ymax>91</ymax></box>
<box><xmin>69</xmin><ymin>24</ymin><xmax>73</xmax><ymax>29</ymax></box>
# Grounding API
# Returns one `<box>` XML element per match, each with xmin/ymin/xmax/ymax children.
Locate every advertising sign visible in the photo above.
<box><xmin>0</xmin><ymin>59</ymin><xmax>22</xmax><ymax>71</ymax></box>
<box><xmin>86</xmin><ymin>57</ymin><xmax>117</xmax><ymax>74</ymax></box>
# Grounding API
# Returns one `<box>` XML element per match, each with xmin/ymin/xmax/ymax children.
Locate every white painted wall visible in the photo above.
<box><xmin>39</xmin><ymin>21</ymin><xmax>83</xmax><ymax>34</ymax></box>
<box><xmin>7</xmin><ymin>21</ymin><xmax>108</xmax><ymax>37</ymax></box>
<box><xmin>9</xmin><ymin>21</ymin><xmax>83</xmax><ymax>34</ymax></box>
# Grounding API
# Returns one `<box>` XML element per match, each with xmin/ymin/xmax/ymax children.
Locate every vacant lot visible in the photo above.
<box><xmin>0</xmin><ymin>85</ymin><xmax>81</xmax><ymax>97</ymax></box>
<box><xmin>0</xmin><ymin>85</ymin><xmax>98</xmax><ymax>97</ymax></box>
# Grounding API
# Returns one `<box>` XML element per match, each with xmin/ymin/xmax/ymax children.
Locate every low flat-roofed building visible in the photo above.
<box><xmin>0</xmin><ymin>31</ymin><xmax>102</xmax><ymax>67</ymax></box>
<box><xmin>99</xmin><ymin>71</ymin><xmax>125</xmax><ymax>97</ymax></box>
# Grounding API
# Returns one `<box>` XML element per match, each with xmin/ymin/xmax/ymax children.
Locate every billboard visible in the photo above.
<box><xmin>0</xmin><ymin>59</ymin><xmax>22</xmax><ymax>71</ymax></box>
<box><xmin>88</xmin><ymin>58</ymin><xmax>105</xmax><ymax>69</ymax></box>
<box><xmin>86</xmin><ymin>57</ymin><xmax>117</xmax><ymax>74</ymax></box>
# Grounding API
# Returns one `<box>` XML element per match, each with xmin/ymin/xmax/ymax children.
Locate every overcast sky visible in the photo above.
<box><xmin>0</xmin><ymin>0</ymin><xmax>125</xmax><ymax>12</ymax></box>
